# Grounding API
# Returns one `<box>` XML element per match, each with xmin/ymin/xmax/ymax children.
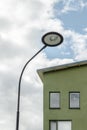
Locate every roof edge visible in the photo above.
<box><xmin>37</xmin><ymin>60</ymin><xmax>87</xmax><ymax>81</ymax></box>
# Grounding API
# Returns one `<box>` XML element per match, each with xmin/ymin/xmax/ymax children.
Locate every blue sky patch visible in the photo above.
<box><xmin>53</xmin><ymin>1</ymin><xmax>87</xmax><ymax>33</ymax></box>
<box><xmin>44</xmin><ymin>41</ymin><xmax>74</xmax><ymax>60</ymax></box>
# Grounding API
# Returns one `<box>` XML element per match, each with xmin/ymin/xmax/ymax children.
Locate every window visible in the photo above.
<box><xmin>50</xmin><ymin>121</ymin><xmax>72</xmax><ymax>130</ymax></box>
<box><xmin>50</xmin><ymin>121</ymin><xmax>56</xmax><ymax>130</ymax></box>
<box><xmin>69</xmin><ymin>92</ymin><xmax>80</xmax><ymax>109</ymax></box>
<box><xmin>50</xmin><ymin>92</ymin><xmax>60</xmax><ymax>108</ymax></box>
<box><xmin>58</xmin><ymin>121</ymin><xmax>71</xmax><ymax>130</ymax></box>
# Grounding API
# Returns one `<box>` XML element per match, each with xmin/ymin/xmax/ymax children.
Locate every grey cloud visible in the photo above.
<box><xmin>0</xmin><ymin>70</ymin><xmax>17</xmax><ymax>111</ymax></box>
<box><xmin>0</xmin><ymin>17</ymin><xmax>12</xmax><ymax>30</ymax></box>
<box><xmin>0</xmin><ymin>37</ymin><xmax>33</xmax><ymax>59</ymax></box>
<box><xmin>0</xmin><ymin>38</ymin><xmax>20</xmax><ymax>59</ymax></box>
<box><xmin>0</xmin><ymin>63</ymin><xmax>43</xmax><ymax>130</ymax></box>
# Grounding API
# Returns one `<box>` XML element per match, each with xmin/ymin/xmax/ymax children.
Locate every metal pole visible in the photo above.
<box><xmin>16</xmin><ymin>45</ymin><xmax>47</xmax><ymax>130</ymax></box>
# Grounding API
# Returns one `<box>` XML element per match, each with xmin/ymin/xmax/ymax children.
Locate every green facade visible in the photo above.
<box><xmin>38</xmin><ymin>61</ymin><xmax>87</xmax><ymax>130</ymax></box>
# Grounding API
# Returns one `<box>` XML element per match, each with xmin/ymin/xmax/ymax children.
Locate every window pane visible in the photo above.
<box><xmin>58</xmin><ymin>121</ymin><xmax>71</xmax><ymax>130</ymax></box>
<box><xmin>70</xmin><ymin>92</ymin><xmax>80</xmax><ymax>108</ymax></box>
<box><xmin>50</xmin><ymin>93</ymin><xmax>60</xmax><ymax>108</ymax></box>
<box><xmin>50</xmin><ymin>121</ymin><xmax>56</xmax><ymax>130</ymax></box>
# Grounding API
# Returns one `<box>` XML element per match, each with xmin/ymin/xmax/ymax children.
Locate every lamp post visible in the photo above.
<box><xmin>16</xmin><ymin>32</ymin><xmax>63</xmax><ymax>130</ymax></box>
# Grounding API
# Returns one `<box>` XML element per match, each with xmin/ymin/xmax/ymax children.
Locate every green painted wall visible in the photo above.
<box><xmin>42</xmin><ymin>65</ymin><xmax>87</xmax><ymax>130</ymax></box>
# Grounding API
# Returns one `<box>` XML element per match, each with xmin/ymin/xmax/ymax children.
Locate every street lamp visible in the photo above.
<box><xmin>16</xmin><ymin>32</ymin><xmax>63</xmax><ymax>130</ymax></box>
<box><xmin>42</xmin><ymin>32</ymin><xmax>63</xmax><ymax>46</ymax></box>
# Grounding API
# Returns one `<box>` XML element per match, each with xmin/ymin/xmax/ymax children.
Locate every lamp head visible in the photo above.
<box><xmin>42</xmin><ymin>32</ymin><xmax>63</xmax><ymax>47</ymax></box>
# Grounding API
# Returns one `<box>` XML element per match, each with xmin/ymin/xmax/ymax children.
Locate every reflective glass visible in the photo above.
<box><xmin>58</xmin><ymin>121</ymin><xmax>71</xmax><ymax>130</ymax></box>
<box><xmin>50</xmin><ymin>121</ymin><xmax>56</xmax><ymax>130</ymax></box>
<box><xmin>70</xmin><ymin>92</ymin><xmax>80</xmax><ymax>108</ymax></box>
<box><xmin>50</xmin><ymin>93</ymin><xmax>60</xmax><ymax>108</ymax></box>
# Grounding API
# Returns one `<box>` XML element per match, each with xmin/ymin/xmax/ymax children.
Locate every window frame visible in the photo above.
<box><xmin>69</xmin><ymin>91</ymin><xmax>80</xmax><ymax>109</ymax></box>
<box><xmin>49</xmin><ymin>91</ymin><xmax>61</xmax><ymax>109</ymax></box>
<box><xmin>50</xmin><ymin>120</ymin><xmax>72</xmax><ymax>130</ymax></box>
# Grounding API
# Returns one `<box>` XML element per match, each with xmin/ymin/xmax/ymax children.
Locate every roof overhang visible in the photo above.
<box><xmin>37</xmin><ymin>60</ymin><xmax>87</xmax><ymax>82</ymax></box>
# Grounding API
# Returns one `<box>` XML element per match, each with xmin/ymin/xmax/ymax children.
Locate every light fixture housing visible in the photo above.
<box><xmin>42</xmin><ymin>32</ymin><xmax>63</xmax><ymax>47</ymax></box>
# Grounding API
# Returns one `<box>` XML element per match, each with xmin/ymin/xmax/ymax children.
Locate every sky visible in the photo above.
<box><xmin>0</xmin><ymin>0</ymin><xmax>87</xmax><ymax>130</ymax></box>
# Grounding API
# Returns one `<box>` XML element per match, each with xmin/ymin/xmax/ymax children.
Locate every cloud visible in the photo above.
<box><xmin>71</xmin><ymin>34</ymin><xmax>87</xmax><ymax>60</ymax></box>
<box><xmin>80</xmin><ymin>0</ymin><xmax>87</xmax><ymax>9</ymax></box>
<box><xmin>83</xmin><ymin>28</ymin><xmax>87</xmax><ymax>32</ymax></box>
<box><xmin>0</xmin><ymin>0</ymin><xmax>87</xmax><ymax>130</ymax></box>
<box><xmin>62</xmin><ymin>28</ymin><xmax>87</xmax><ymax>61</ymax></box>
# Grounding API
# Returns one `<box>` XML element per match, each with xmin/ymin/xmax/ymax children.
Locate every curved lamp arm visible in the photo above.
<box><xmin>16</xmin><ymin>31</ymin><xmax>63</xmax><ymax>130</ymax></box>
<box><xmin>16</xmin><ymin>45</ymin><xmax>47</xmax><ymax>130</ymax></box>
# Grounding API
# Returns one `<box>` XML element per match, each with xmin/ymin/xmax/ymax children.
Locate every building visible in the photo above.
<box><xmin>37</xmin><ymin>60</ymin><xmax>87</xmax><ymax>130</ymax></box>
